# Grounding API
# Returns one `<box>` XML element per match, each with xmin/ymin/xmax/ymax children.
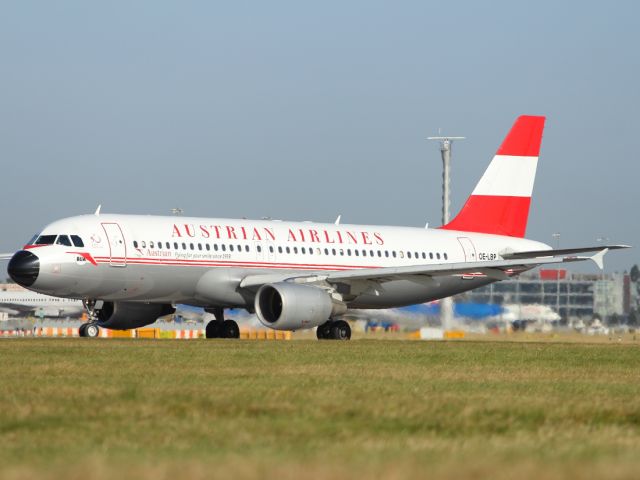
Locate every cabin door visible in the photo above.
<box><xmin>457</xmin><ymin>237</ymin><xmax>477</xmax><ymax>262</ymax></box>
<box><xmin>102</xmin><ymin>223</ymin><xmax>127</xmax><ymax>267</ymax></box>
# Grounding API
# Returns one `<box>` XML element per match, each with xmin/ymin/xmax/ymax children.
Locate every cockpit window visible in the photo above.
<box><xmin>27</xmin><ymin>234</ymin><xmax>39</xmax><ymax>245</ymax></box>
<box><xmin>56</xmin><ymin>235</ymin><xmax>72</xmax><ymax>246</ymax></box>
<box><xmin>71</xmin><ymin>235</ymin><xmax>84</xmax><ymax>247</ymax></box>
<box><xmin>35</xmin><ymin>235</ymin><xmax>57</xmax><ymax>245</ymax></box>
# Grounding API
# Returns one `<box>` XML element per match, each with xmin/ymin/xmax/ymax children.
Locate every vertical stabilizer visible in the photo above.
<box><xmin>440</xmin><ymin>115</ymin><xmax>545</xmax><ymax>237</ymax></box>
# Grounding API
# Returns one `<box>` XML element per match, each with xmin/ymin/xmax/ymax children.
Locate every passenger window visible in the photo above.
<box><xmin>269</xmin><ymin>246</ymin><xmax>274</xmax><ymax>253</ymax></box>
<box><xmin>190</xmin><ymin>243</ymin><xmax>194</xmax><ymax>250</ymax></box>
<box><xmin>392</xmin><ymin>251</ymin><xmax>397</xmax><ymax>258</ymax></box>
<box><xmin>301</xmin><ymin>247</ymin><xmax>306</xmax><ymax>254</ymax></box>
<box><xmin>70</xmin><ymin>235</ymin><xmax>84</xmax><ymax>247</ymax></box>
<box><xmin>422</xmin><ymin>252</ymin><xmax>426</xmax><ymax>259</ymax></box>
<box><xmin>278</xmin><ymin>246</ymin><xmax>283</xmax><ymax>254</ymax></box>
<box><xmin>56</xmin><ymin>235</ymin><xmax>72</xmax><ymax>246</ymax></box>
<box><xmin>205</xmin><ymin>244</ymin><xmax>210</xmax><ymax>251</ymax></box>
<box><xmin>293</xmin><ymin>247</ymin><xmax>298</xmax><ymax>254</ymax></box>
<box><xmin>141</xmin><ymin>241</ymin><xmax>147</xmax><ymax>248</ymax></box>
<box><xmin>355</xmin><ymin>250</ymin><xmax>359</xmax><ymax>256</ymax></box>
<box><xmin>257</xmin><ymin>246</ymin><xmax>262</xmax><ymax>253</ymax></box>
<box><xmin>324</xmin><ymin>248</ymin><xmax>329</xmax><ymax>255</ymax></box>
<box><xmin>166</xmin><ymin>242</ymin><xmax>170</xmax><ymax>249</ymax></box>
<box><xmin>407</xmin><ymin>252</ymin><xmax>412</xmax><ymax>259</ymax></box>
<box><xmin>150</xmin><ymin>241</ymin><xmax>155</xmax><ymax>248</ymax></box>
<box><xmin>429</xmin><ymin>253</ymin><xmax>434</xmax><ymax>260</ymax></box>
<box><xmin>198</xmin><ymin>243</ymin><xmax>202</xmax><ymax>251</ymax></box>
<box><xmin>332</xmin><ymin>248</ymin><xmax>336</xmax><ymax>256</ymax></box>
<box><xmin>182</xmin><ymin>243</ymin><xmax>186</xmax><ymax>250</ymax></box>
<box><xmin>237</xmin><ymin>244</ymin><xmax>241</xmax><ymax>251</ymax></box>
<box><xmin>339</xmin><ymin>249</ymin><xmax>344</xmax><ymax>256</ymax></box>
<box><xmin>444</xmin><ymin>253</ymin><xmax>448</xmax><ymax>260</ymax></box>
<box><xmin>222</xmin><ymin>244</ymin><xmax>226</xmax><ymax>252</ymax></box>
<box><xmin>174</xmin><ymin>242</ymin><xmax>179</xmax><ymax>249</ymax></box>
<box><xmin>385</xmin><ymin>251</ymin><xmax>389</xmax><ymax>258</ymax></box>
<box><xmin>245</xmin><ymin>245</ymin><xmax>249</xmax><ymax>252</ymax></box>
<box><xmin>133</xmin><ymin>241</ymin><xmax>138</xmax><ymax>248</ymax></box>
<box><xmin>347</xmin><ymin>249</ymin><xmax>351</xmax><ymax>256</ymax></box>
<box><xmin>436</xmin><ymin>253</ymin><xmax>441</xmax><ymax>260</ymax></box>
<box><xmin>286</xmin><ymin>247</ymin><xmax>290</xmax><ymax>254</ymax></box>
<box><xmin>214</xmin><ymin>244</ymin><xmax>219</xmax><ymax>251</ymax></box>
<box><xmin>230</xmin><ymin>245</ymin><xmax>234</xmax><ymax>252</ymax></box>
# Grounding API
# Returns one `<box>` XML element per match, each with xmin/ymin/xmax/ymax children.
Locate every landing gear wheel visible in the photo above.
<box><xmin>331</xmin><ymin>320</ymin><xmax>351</xmax><ymax>340</ymax></box>
<box><xmin>205</xmin><ymin>320</ymin><xmax>221</xmax><ymax>339</ymax></box>
<box><xmin>316</xmin><ymin>322</ymin><xmax>332</xmax><ymax>340</ymax></box>
<box><xmin>222</xmin><ymin>320</ymin><xmax>240</xmax><ymax>339</ymax></box>
<box><xmin>78</xmin><ymin>323</ymin><xmax>88</xmax><ymax>337</ymax></box>
<box><xmin>85</xmin><ymin>323</ymin><xmax>100</xmax><ymax>338</ymax></box>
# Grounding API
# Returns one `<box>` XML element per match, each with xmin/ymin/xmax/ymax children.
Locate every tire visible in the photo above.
<box><xmin>205</xmin><ymin>320</ymin><xmax>220</xmax><ymax>339</ymax></box>
<box><xmin>222</xmin><ymin>320</ymin><xmax>240</xmax><ymax>339</ymax></box>
<box><xmin>85</xmin><ymin>323</ymin><xmax>100</xmax><ymax>338</ymax></box>
<box><xmin>78</xmin><ymin>323</ymin><xmax>87</xmax><ymax>337</ymax></box>
<box><xmin>316</xmin><ymin>322</ymin><xmax>332</xmax><ymax>340</ymax></box>
<box><xmin>331</xmin><ymin>320</ymin><xmax>351</xmax><ymax>340</ymax></box>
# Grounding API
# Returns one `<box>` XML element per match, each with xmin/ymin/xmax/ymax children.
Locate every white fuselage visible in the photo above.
<box><xmin>18</xmin><ymin>214</ymin><xmax>550</xmax><ymax>310</ymax></box>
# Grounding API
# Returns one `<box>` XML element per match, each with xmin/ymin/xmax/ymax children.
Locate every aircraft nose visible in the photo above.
<box><xmin>7</xmin><ymin>250</ymin><xmax>40</xmax><ymax>287</ymax></box>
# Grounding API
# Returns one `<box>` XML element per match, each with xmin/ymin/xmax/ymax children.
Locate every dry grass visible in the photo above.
<box><xmin>0</xmin><ymin>338</ymin><xmax>639</xmax><ymax>479</ymax></box>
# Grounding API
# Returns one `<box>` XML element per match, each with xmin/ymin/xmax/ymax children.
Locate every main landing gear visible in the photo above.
<box><xmin>316</xmin><ymin>320</ymin><xmax>351</xmax><ymax>341</ymax></box>
<box><xmin>79</xmin><ymin>300</ymin><xmax>101</xmax><ymax>338</ymax></box>
<box><xmin>205</xmin><ymin>307</ymin><xmax>240</xmax><ymax>339</ymax></box>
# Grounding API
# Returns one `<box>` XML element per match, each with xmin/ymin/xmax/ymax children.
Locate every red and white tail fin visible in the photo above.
<box><xmin>441</xmin><ymin>115</ymin><xmax>546</xmax><ymax>238</ymax></box>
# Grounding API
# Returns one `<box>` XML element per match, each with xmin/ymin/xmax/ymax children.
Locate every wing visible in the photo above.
<box><xmin>501</xmin><ymin>245</ymin><xmax>630</xmax><ymax>260</ymax></box>
<box><xmin>322</xmin><ymin>252</ymin><xmax>602</xmax><ymax>284</ymax></box>
<box><xmin>239</xmin><ymin>247</ymin><xmax>627</xmax><ymax>293</ymax></box>
<box><xmin>0</xmin><ymin>253</ymin><xmax>14</xmax><ymax>260</ymax></box>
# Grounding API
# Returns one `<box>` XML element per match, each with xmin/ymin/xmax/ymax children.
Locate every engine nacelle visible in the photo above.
<box><xmin>96</xmin><ymin>302</ymin><xmax>175</xmax><ymax>330</ymax></box>
<box><xmin>254</xmin><ymin>283</ymin><xmax>344</xmax><ymax>331</ymax></box>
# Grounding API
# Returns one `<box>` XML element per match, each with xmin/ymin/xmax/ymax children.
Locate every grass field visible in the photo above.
<box><xmin>1</xmin><ymin>338</ymin><xmax>639</xmax><ymax>479</ymax></box>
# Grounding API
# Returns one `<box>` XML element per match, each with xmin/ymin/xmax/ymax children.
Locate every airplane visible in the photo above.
<box><xmin>0</xmin><ymin>287</ymin><xmax>84</xmax><ymax>318</ymax></box>
<box><xmin>3</xmin><ymin>115</ymin><xmax>629</xmax><ymax>339</ymax></box>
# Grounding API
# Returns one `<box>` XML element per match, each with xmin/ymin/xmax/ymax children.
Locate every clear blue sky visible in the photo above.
<box><xmin>1</xmin><ymin>1</ymin><xmax>638</xmax><ymax>272</ymax></box>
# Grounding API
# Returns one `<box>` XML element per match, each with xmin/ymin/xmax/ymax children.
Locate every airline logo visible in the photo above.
<box><xmin>441</xmin><ymin>115</ymin><xmax>545</xmax><ymax>238</ymax></box>
<box><xmin>171</xmin><ymin>224</ymin><xmax>386</xmax><ymax>245</ymax></box>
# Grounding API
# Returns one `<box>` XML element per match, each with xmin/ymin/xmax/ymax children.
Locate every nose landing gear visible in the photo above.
<box><xmin>79</xmin><ymin>300</ymin><xmax>102</xmax><ymax>338</ymax></box>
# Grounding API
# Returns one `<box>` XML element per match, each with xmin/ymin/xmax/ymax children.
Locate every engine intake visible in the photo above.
<box><xmin>255</xmin><ymin>283</ymin><xmax>344</xmax><ymax>331</ymax></box>
<box><xmin>97</xmin><ymin>302</ymin><xmax>175</xmax><ymax>330</ymax></box>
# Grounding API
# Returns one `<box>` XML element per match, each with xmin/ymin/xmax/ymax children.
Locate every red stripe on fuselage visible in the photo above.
<box><xmin>67</xmin><ymin>251</ymin><xmax>98</xmax><ymax>266</ymax></box>
<box><xmin>92</xmin><ymin>256</ymin><xmax>378</xmax><ymax>271</ymax></box>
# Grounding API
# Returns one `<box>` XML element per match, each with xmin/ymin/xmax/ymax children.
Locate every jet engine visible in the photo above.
<box><xmin>254</xmin><ymin>283</ymin><xmax>345</xmax><ymax>331</ymax></box>
<box><xmin>96</xmin><ymin>302</ymin><xmax>175</xmax><ymax>330</ymax></box>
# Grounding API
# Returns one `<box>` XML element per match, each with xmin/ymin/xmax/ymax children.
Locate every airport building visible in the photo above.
<box><xmin>458</xmin><ymin>269</ymin><xmax>630</xmax><ymax>322</ymax></box>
